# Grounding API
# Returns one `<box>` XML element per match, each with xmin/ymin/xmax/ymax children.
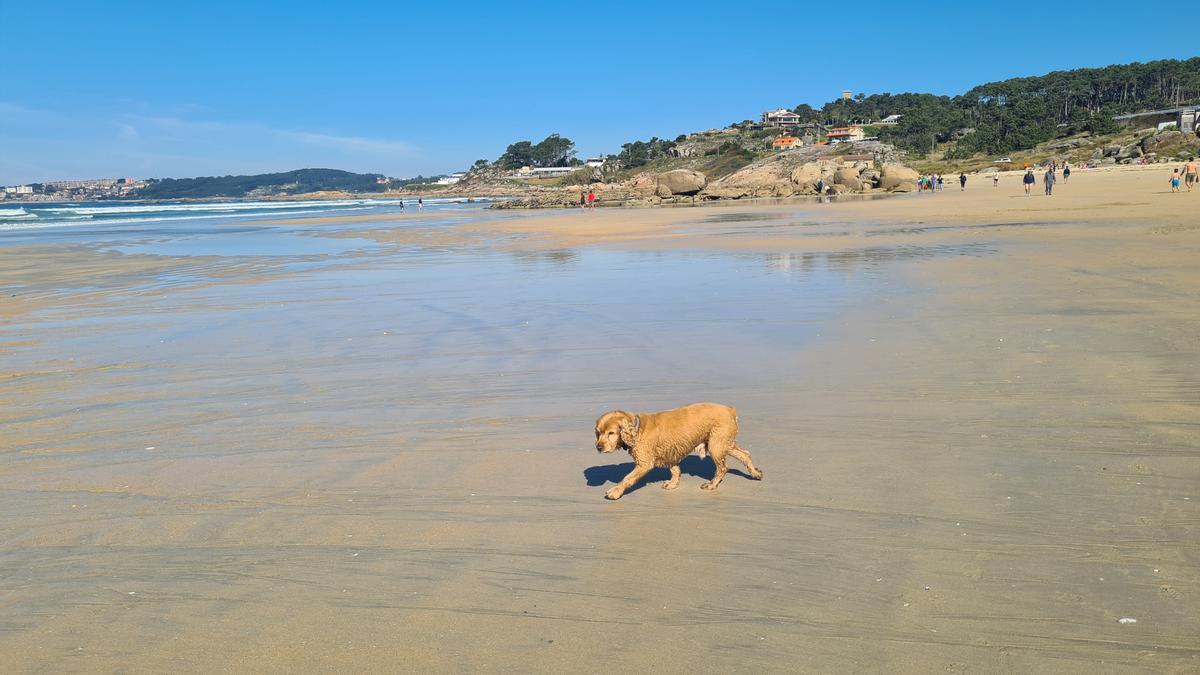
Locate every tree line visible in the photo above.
<box><xmin>496</xmin><ymin>134</ymin><xmax>578</xmax><ymax>169</ymax></box>
<box><xmin>135</xmin><ymin>168</ymin><xmax>385</xmax><ymax>199</ymax></box>
<box><xmin>787</xmin><ymin>58</ymin><xmax>1200</xmax><ymax>156</ymax></box>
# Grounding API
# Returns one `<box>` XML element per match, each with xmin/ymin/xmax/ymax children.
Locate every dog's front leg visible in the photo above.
<box><xmin>606</xmin><ymin>462</ymin><xmax>652</xmax><ymax>500</ymax></box>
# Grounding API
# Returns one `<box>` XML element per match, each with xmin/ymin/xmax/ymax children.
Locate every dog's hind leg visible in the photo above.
<box><xmin>700</xmin><ymin>432</ymin><xmax>733</xmax><ymax>491</ymax></box>
<box><xmin>663</xmin><ymin>465</ymin><xmax>681</xmax><ymax>490</ymax></box>
<box><xmin>700</xmin><ymin>456</ymin><xmax>728</xmax><ymax>491</ymax></box>
<box><xmin>729</xmin><ymin>445</ymin><xmax>764</xmax><ymax>480</ymax></box>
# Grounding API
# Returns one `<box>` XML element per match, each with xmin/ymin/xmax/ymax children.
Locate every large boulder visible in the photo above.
<box><xmin>833</xmin><ymin>166</ymin><xmax>862</xmax><ymax>191</ymax></box>
<box><xmin>710</xmin><ymin>163</ymin><xmax>796</xmax><ymax>197</ymax></box>
<box><xmin>878</xmin><ymin>164</ymin><xmax>919</xmax><ymax>191</ymax></box>
<box><xmin>700</xmin><ymin>186</ymin><xmax>751</xmax><ymax>200</ymax></box>
<box><xmin>1137</xmin><ymin>129</ymin><xmax>1195</xmax><ymax>156</ymax></box>
<box><xmin>1141</xmin><ymin>131</ymin><xmax>1185</xmax><ymax>154</ymax></box>
<box><xmin>628</xmin><ymin>173</ymin><xmax>657</xmax><ymax>191</ymax></box>
<box><xmin>784</xmin><ymin>159</ymin><xmax>844</xmax><ymax>194</ymax></box>
<box><xmin>655</xmin><ymin>169</ymin><xmax>706</xmax><ymax>195</ymax></box>
<box><xmin>789</xmin><ymin>163</ymin><xmax>822</xmax><ymax>191</ymax></box>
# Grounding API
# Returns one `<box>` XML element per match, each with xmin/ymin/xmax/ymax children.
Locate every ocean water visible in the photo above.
<box><xmin>0</xmin><ymin>196</ymin><xmax>488</xmax><ymax>233</ymax></box>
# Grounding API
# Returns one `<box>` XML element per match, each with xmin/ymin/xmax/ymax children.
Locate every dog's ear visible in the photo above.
<box><xmin>616</xmin><ymin>411</ymin><xmax>638</xmax><ymax>448</ymax></box>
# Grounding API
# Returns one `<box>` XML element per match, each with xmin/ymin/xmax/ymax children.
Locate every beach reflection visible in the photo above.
<box><xmin>3</xmin><ymin>203</ymin><xmax>1197</xmax><ymax>673</ymax></box>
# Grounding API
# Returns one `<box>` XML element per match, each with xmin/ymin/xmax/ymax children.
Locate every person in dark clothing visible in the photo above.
<box><xmin>1043</xmin><ymin>168</ymin><xmax>1056</xmax><ymax>196</ymax></box>
<box><xmin>1023</xmin><ymin>169</ymin><xmax>1036</xmax><ymax>195</ymax></box>
<box><xmin>959</xmin><ymin>173</ymin><xmax>967</xmax><ymax>190</ymax></box>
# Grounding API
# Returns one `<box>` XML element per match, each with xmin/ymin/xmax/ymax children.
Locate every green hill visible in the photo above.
<box><xmin>135</xmin><ymin>168</ymin><xmax>385</xmax><ymax>199</ymax></box>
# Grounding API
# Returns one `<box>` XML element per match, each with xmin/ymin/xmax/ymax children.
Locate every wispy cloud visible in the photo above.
<box><xmin>273</xmin><ymin>129</ymin><xmax>412</xmax><ymax>156</ymax></box>
<box><xmin>120</xmin><ymin>113</ymin><xmax>414</xmax><ymax>156</ymax></box>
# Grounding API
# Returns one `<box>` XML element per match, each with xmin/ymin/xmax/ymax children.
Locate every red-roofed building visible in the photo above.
<box><xmin>771</xmin><ymin>135</ymin><xmax>803</xmax><ymax>150</ymax></box>
<box><xmin>827</xmin><ymin>126</ymin><xmax>865</xmax><ymax>143</ymax></box>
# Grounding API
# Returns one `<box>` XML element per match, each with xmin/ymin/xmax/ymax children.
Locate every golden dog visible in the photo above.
<box><xmin>594</xmin><ymin>402</ymin><xmax>763</xmax><ymax>500</ymax></box>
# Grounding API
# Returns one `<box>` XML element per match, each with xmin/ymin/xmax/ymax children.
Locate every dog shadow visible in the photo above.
<box><xmin>583</xmin><ymin>455</ymin><xmax>753</xmax><ymax>494</ymax></box>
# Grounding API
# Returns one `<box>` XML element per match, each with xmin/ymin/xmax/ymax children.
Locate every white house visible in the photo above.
<box><xmin>435</xmin><ymin>172</ymin><xmax>467</xmax><ymax>185</ymax></box>
<box><xmin>584</xmin><ymin>157</ymin><xmax>606</xmax><ymax>168</ymax></box>
<box><xmin>761</xmin><ymin>108</ymin><xmax>801</xmax><ymax>127</ymax></box>
<box><xmin>877</xmin><ymin>114</ymin><xmax>903</xmax><ymax>126</ymax></box>
<box><xmin>531</xmin><ymin>167</ymin><xmax>574</xmax><ymax>178</ymax></box>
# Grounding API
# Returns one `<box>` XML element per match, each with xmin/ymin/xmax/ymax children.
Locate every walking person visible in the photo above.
<box><xmin>1170</xmin><ymin>168</ymin><xmax>1182</xmax><ymax>193</ymax></box>
<box><xmin>1043</xmin><ymin>167</ymin><xmax>1056</xmax><ymax>196</ymax></box>
<box><xmin>1023</xmin><ymin>169</ymin><xmax>1035</xmax><ymax>195</ymax></box>
<box><xmin>579</xmin><ymin>190</ymin><xmax>586</xmax><ymax>209</ymax></box>
<box><xmin>936</xmin><ymin>174</ymin><xmax>944</xmax><ymax>191</ymax></box>
<box><xmin>992</xmin><ymin>173</ymin><xmax>999</xmax><ymax>188</ymax></box>
<box><xmin>1185</xmin><ymin>158</ymin><xmax>1197</xmax><ymax>192</ymax></box>
<box><xmin>587</xmin><ymin>189</ymin><xmax>596</xmax><ymax>209</ymax></box>
<box><xmin>959</xmin><ymin>172</ymin><xmax>967</xmax><ymax>190</ymax></box>
<box><xmin>418</xmin><ymin>197</ymin><xmax>423</xmax><ymax>210</ymax></box>
<box><xmin>1062</xmin><ymin>164</ymin><xmax>1071</xmax><ymax>183</ymax></box>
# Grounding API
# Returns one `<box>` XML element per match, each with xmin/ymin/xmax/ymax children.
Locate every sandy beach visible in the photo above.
<box><xmin>2</xmin><ymin>167</ymin><xmax>1198</xmax><ymax>673</ymax></box>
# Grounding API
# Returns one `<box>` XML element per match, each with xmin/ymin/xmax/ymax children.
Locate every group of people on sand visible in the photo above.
<box><xmin>1169</xmin><ymin>157</ymin><xmax>1198</xmax><ymax>193</ymax></box>
<box><xmin>919</xmin><ymin>173</ymin><xmax>970</xmax><ymax>192</ymax></box>
<box><xmin>578</xmin><ymin>189</ymin><xmax>597</xmax><ymax>209</ymax></box>
<box><xmin>1020</xmin><ymin>162</ymin><xmax>1070</xmax><ymax>196</ymax></box>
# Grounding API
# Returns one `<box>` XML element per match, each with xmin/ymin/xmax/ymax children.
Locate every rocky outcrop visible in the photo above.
<box><xmin>878</xmin><ymin>164</ymin><xmax>919</xmax><ymax>191</ymax></box>
<box><xmin>709</xmin><ymin>162</ymin><xmax>796</xmax><ymax>197</ymax></box>
<box><xmin>1142</xmin><ymin>130</ymin><xmax>1185</xmax><ymax>154</ymax></box>
<box><xmin>487</xmin><ymin>140</ymin><xmax>916</xmax><ymax>208</ymax></box>
<box><xmin>656</xmin><ymin>169</ymin><xmax>706</xmax><ymax>196</ymax></box>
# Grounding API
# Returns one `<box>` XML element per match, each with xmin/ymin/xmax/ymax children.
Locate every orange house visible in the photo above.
<box><xmin>827</xmin><ymin>126</ymin><xmax>866</xmax><ymax>143</ymax></box>
<box><xmin>772</xmin><ymin>135</ymin><xmax>803</xmax><ymax>150</ymax></box>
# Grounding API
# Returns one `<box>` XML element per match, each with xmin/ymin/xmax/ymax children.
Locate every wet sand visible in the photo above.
<box><xmin>2</xmin><ymin>169</ymin><xmax>1198</xmax><ymax>673</ymax></box>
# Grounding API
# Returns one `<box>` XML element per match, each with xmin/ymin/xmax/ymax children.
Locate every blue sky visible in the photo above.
<box><xmin>2</xmin><ymin>1</ymin><xmax>1196</xmax><ymax>184</ymax></box>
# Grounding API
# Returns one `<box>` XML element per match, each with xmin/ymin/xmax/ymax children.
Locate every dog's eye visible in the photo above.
<box><xmin>608</xmin><ymin>431</ymin><xmax>615</xmax><ymax>436</ymax></box>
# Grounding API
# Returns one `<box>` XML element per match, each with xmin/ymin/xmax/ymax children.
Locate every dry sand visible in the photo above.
<box><xmin>1</xmin><ymin>167</ymin><xmax>1198</xmax><ymax>673</ymax></box>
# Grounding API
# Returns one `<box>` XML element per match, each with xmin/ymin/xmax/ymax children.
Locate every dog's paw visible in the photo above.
<box><xmin>605</xmin><ymin>487</ymin><xmax>624</xmax><ymax>500</ymax></box>
<box><xmin>662</xmin><ymin>482</ymin><xmax>679</xmax><ymax>490</ymax></box>
<box><xmin>700</xmin><ymin>481</ymin><xmax>716</xmax><ymax>491</ymax></box>
<box><xmin>750</xmin><ymin>469</ymin><xmax>764</xmax><ymax>480</ymax></box>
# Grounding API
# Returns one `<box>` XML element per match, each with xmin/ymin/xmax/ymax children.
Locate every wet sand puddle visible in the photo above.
<box><xmin>1</xmin><ymin>206</ymin><xmax>1198</xmax><ymax>673</ymax></box>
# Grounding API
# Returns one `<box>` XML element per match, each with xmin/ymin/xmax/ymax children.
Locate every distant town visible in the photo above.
<box><xmin>1</xmin><ymin>178</ymin><xmax>148</xmax><ymax>202</ymax></box>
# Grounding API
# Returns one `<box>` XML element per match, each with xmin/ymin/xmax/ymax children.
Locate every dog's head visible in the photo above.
<box><xmin>595</xmin><ymin>410</ymin><xmax>637</xmax><ymax>453</ymax></box>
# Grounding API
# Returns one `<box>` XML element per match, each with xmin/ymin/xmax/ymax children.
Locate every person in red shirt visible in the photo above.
<box><xmin>587</xmin><ymin>189</ymin><xmax>596</xmax><ymax>209</ymax></box>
